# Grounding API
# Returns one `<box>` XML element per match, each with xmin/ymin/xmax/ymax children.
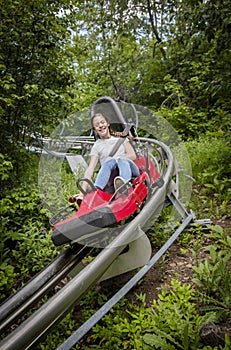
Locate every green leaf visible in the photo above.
<box><xmin>143</xmin><ymin>333</ymin><xmax>178</xmax><ymax>349</ymax></box>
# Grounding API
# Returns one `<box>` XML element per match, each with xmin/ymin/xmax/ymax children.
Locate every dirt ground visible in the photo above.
<box><xmin>100</xmin><ymin>240</ymin><xmax>197</xmax><ymax>306</ymax></box>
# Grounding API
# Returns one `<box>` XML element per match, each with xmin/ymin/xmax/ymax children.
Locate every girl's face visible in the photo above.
<box><xmin>92</xmin><ymin>114</ymin><xmax>110</xmax><ymax>139</ymax></box>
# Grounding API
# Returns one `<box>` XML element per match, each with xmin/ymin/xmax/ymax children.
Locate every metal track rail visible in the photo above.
<box><xmin>0</xmin><ymin>244</ymin><xmax>91</xmax><ymax>333</ymax></box>
<box><xmin>0</xmin><ymin>139</ymin><xmax>191</xmax><ymax>350</ymax></box>
<box><xmin>57</xmin><ymin>213</ymin><xmax>194</xmax><ymax>350</ymax></box>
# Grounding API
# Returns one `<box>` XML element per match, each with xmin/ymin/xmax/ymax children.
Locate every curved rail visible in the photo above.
<box><xmin>57</xmin><ymin>213</ymin><xmax>194</xmax><ymax>350</ymax></box>
<box><xmin>0</xmin><ymin>245</ymin><xmax>91</xmax><ymax>334</ymax></box>
<box><xmin>0</xmin><ymin>138</ymin><xmax>192</xmax><ymax>350</ymax></box>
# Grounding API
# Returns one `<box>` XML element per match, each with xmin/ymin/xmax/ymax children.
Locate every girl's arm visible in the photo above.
<box><xmin>73</xmin><ymin>155</ymin><xmax>98</xmax><ymax>199</ymax></box>
<box><xmin>81</xmin><ymin>155</ymin><xmax>99</xmax><ymax>191</ymax></box>
<box><xmin>123</xmin><ymin>141</ymin><xmax>137</xmax><ymax>161</ymax></box>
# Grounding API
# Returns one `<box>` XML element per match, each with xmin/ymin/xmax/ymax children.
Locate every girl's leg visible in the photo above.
<box><xmin>117</xmin><ymin>158</ymin><xmax>140</xmax><ymax>181</ymax></box>
<box><xmin>94</xmin><ymin>158</ymin><xmax>117</xmax><ymax>190</ymax></box>
<box><xmin>129</xmin><ymin>159</ymin><xmax>140</xmax><ymax>178</ymax></box>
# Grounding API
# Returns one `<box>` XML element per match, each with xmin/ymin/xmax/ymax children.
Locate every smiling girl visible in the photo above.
<box><xmin>74</xmin><ymin>113</ymin><xmax>140</xmax><ymax>201</ymax></box>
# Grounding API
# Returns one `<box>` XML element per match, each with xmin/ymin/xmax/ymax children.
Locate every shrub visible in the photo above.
<box><xmin>143</xmin><ymin>280</ymin><xmax>217</xmax><ymax>350</ymax></box>
<box><xmin>185</xmin><ymin>134</ymin><xmax>230</xmax><ymax>182</ymax></box>
<box><xmin>0</xmin><ymin>185</ymin><xmax>58</xmax><ymax>301</ymax></box>
<box><xmin>89</xmin><ymin>281</ymin><xmax>217</xmax><ymax>350</ymax></box>
<box><xmin>192</xmin><ymin>225</ymin><xmax>231</xmax><ymax>323</ymax></box>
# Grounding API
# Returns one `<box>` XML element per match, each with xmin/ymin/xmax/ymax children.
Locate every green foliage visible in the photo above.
<box><xmin>143</xmin><ymin>280</ymin><xmax>217</xmax><ymax>350</ymax></box>
<box><xmin>206</xmin><ymin>225</ymin><xmax>231</xmax><ymax>252</ymax></box>
<box><xmin>89</xmin><ymin>281</ymin><xmax>217</xmax><ymax>350</ymax></box>
<box><xmin>0</xmin><ymin>153</ymin><xmax>13</xmax><ymax>181</ymax></box>
<box><xmin>192</xmin><ymin>225</ymin><xmax>231</xmax><ymax>322</ymax></box>
<box><xmin>91</xmin><ymin>293</ymin><xmax>153</xmax><ymax>349</ymax></box>
<box><xmin>185</xmin><ymin>134</ymin><xmax>230</xmax><ymax>181</ymax></box>
<box><xmin>166</xmin><ymin>0</ymin><xmax>231</xmax><ymax>118</ymax></box>
<box><xmin>12</xmin><ymin>219</ymin><xmax>57</xmax><ymax>274</ymax></box>
<box><xmin>179</xmin><ymin>223</ymin><xmax>205</xmax><ymax>259</ymax></box>
<box><xmin>192</xmin><ymin>249</ymin><xmax>231</xmax><ymax>301</ymax></box>
<box><xmin>79</xmin><ymin>287</ymin><xmax>109</xmax><ymax>321</ymax></box>
<box><xmin>148</xmin><ymin>207</ymin><xmax>175</xmax><ymax>248</ymax></box>
<box><xmin>185</xmin><ymin>134</ymin><xmax>231</xmax><ymax>219</ymax></box>
<box><xmin>0</xmin><ymin>182</ymin><xmax>57</xmax><ymax>301</ymax></box>
<box><xmin>37</xmin><ymin>311</ymin><xmax>81</xmax><ymax>350</ymax></box>
<box><xmin>158</xmin><ymin>76</ymin><xmax>202</xmax><ymax>139</ymax></box>
<box><xmin>0</xmin><ymin>0</ymin><xmax>77</xmax><ymax>156</ymax></box>
<box><xmin>0</xmin><ymin>263</ymin><xmax>17</xmax><ymax>300</ymax></box>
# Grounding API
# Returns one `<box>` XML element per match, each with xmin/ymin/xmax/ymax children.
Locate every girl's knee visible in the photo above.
<box><xmin>103</xmin><ymin>158</ymin><xmax>117</xmax><ymax>169</ymax></box>
<box><xmin>117</xmin><ymin>158</ymin><xmax>128</xmax><ymax>166</ymax></box>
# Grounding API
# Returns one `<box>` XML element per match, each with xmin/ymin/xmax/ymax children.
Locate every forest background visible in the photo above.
<box><xmin>0</xmin><ymin>1</ymin><xmax>230</xmax><ymax>349</ymax></box>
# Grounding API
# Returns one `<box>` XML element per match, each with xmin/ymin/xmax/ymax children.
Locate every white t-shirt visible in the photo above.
<box><xmin>90</xmin><ymin>136</ymin><xmax>129</xmax><ymax>165</ymax></box>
